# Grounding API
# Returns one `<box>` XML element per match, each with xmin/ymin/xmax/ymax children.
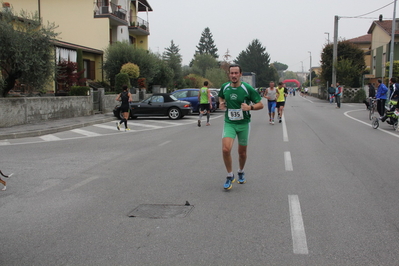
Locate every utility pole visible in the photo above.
<box><xmin>308</xmin><ymin>51</ymin><xmax>312</xmax><ymax>88</ymax></box>
<box><xmin>324</xmin><ymin>32</ymin><xmax>330</xmax><ymax>44</ymax></box>
<box><xmin>389</xmin><ymin>0</ymin><xmax>397</xmax><ymax>82</ymax></box>
<box><xmin>332</xmin><ymin>15</ymin><xmax>339</xmax><ymax>87</ymax></box>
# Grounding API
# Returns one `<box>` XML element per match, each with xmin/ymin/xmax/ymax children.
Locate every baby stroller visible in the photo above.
<box><xmin>371</xmin><ymin>99</ymin><xmax>399</xmax><ymax>130</ymax></box>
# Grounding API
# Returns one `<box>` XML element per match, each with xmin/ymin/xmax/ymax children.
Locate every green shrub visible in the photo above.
<box><xmin>353</xmin><ymin>88</ymin><xmax>366</xmax><ymax>103</ymax></box>
<box><xmin>69</xmin><ymin>86</ymin><xmax>90</xmax><ymax>96</ymax></box>
<box><xmin>115</xmin><ymin>73</ymin><xmax>130</xmax><ymax>93</ymax></box>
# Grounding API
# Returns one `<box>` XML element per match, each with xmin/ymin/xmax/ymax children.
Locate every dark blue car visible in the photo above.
<box><xmin>172</xmin><ymin>88</ymin><xmax>216</xmax><ymax>113</ymax></box>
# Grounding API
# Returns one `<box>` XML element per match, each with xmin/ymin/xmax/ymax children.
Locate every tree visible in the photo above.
<box><xmin>272</xmin><ymin>61</ymin><xmax>289</xmax><ymax>79</ymax></box>
<box><xmin>162</xmin><ymin>40</ymin><xmax>183</xmax><ymax>88</ymax></box>
<box><xmin>103</xmin><ymin>42</ymin><xmax>159</xmax><ymax>88</ymax></box>
<box><xmin>191</xmin><ymin>54</ymin><xmax>219</xmax><ymax>77</ymax></box>
<box><xmin>120</xmin><ymin>62</ymin><xmax>140</xmax><ymax>81</ymax></box>
<box><xmin>151</xmin><ymin>59</ymin><xmax>174</xmax><ymax>88</ymax></box>
<box><xmin>234</xmin><ymin>39</ymin><xmax>274</xmax><ymax>87</ymax></box>
<box><xmin>194</xmin><ymin>27</ymin><xmax>219</xmax><ymax>59</ymax></box>
<box><xmin>205</xmin><ymin>67</ymin><xmax>228</xmax><ymax>88</ymax></box>
<box><xmin>320</xmin><ymin>41</ymin><xmax>366</xmax><ymax>87</ymax></box>
<box><xmin>0</xmin><ymin>9</ymin><xmax>58</xmax><ymax>97</ymax></box>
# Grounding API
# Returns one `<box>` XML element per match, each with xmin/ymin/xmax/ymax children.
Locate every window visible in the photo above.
<box><xmin>83</xmin><ymin>60</ymin><xmax>95</xmax><ymax>80</ymax></box>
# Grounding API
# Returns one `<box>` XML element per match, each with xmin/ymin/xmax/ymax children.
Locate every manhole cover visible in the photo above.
<box><xmin>128</xmin><ymin>204</ymin><xmax>194</xmax><ymax>219</ymax></box>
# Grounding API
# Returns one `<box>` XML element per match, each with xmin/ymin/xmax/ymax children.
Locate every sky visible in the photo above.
<box><xmin>146</xmin><ymin>0</ymin><xmax>397</xmax><ymax>73</ymax></box>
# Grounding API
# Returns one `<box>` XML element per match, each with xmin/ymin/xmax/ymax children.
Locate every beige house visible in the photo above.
<box><xmin>7</xmin><ymin>0</ymin><xmax>152</xmax><ymax>91</ymax></box>
<box><xmin>367</xmin><ymin>17</ymin><xmax>399</xmax><ymax>82</ymax></box>
<box><xmin>347</xmin><ymin>34</ymin><xmax>372</xmax><ymax>70</ymax></box>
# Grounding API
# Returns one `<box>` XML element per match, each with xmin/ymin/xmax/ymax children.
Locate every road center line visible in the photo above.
<box><xmin>288</xmin><ymin>195</ymin><xmax>309</xmax><ymax>254</ymax></box>
<box><xmin>282</xmin><ymin>114</ymin><xmax>289</xmax><ymax>142</ymax></box>
<box><xmin>284</xmin><ymin>151</ymin><xmax>293</xmax><ymax>171</ymax></box>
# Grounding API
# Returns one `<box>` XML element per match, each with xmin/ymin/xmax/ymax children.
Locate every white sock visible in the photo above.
<box><xmin>227</xmin><ymin>172</ymin><xmax>234</xmax><ymax>177</ymax></box>
<box><xmin>238</xmin><ymin>169</ymin><xmax>244</xmax><ymax>173</ymax></box>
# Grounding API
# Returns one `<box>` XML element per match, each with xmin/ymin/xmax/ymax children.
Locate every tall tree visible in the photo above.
<box><xmin>162</xmin><ymin>40</ymin><xmax>183</xmax><ymax>88</ymax></box>
<box><xmin>195</xmin><ymin>27</ymin><xmax>219</xmax><ymax>59</ymax></box>
<box><xmin>0</xmin><ymin>9</ymin><xmax>58</xmax><ymax>97</ymax></box>
<box><xmin>272</xmin><ymin>61</ymin><xmax>289</xmax><ymax>79</ymax></box>
<box><xmin>234</xmin><ymin>39</ymin><xmax>273</xmax><ymax>87</ymax></box>
<box><xmin>320</xmin><ymin>41</ymin><xmax>366</xmax><ymax>87</ymax></box>
<box><xmin>191</xmin><ymin>54</ymin><xmax>219</xmax><ymax>77</ymax></box>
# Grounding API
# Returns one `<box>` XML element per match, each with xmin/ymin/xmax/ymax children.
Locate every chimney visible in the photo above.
<box><xmin>379</xmin><ymin>14</ymin><xmax>383</xmax><ymax>22</ymax></box>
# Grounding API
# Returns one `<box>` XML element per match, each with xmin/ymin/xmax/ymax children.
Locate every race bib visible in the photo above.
<box><xmin>228</xmin><ymin>109</ymin><xmax>243</xmax><ymax>120</ymax></box>
<box><xmin>394</xmin><ymin>111</ymin><xmax>399</xmax><ymax>116</ymax></box>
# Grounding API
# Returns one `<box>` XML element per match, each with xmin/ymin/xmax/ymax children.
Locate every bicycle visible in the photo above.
<box><xmin>368</xmin><ymin>97</ymin><xmax>377</xmax><ymax>120</ymax></box>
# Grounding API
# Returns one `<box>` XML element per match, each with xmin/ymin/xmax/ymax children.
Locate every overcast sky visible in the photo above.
<box><xmin>147</xmin><ymin>0</ymin><xmax>396</xmax><ymax>73</ymax></box>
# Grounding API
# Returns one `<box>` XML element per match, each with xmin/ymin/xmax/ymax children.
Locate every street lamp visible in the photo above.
<box><xmin>324</xmin><ymin>32</ymin><xmax>330</xmax><ymax>44</ymax></box>
<box><xmin>309</xmin><ymin>52</ymin><xmax>312</xmax><ymax>88</ymax></box>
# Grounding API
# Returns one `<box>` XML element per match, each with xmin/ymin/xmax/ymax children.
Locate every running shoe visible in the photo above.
<box><xmin>198</xmin><ymin>120</ymin><xmax>201</xmax><ymax>127</ymax></box>
<box><xmin>237</xmin><ymin>172</ymin><xmax>246</xmax><ymax>184</ymax></box>
<box><xmin>279</xmin><ymin>118</ymin><xmax>282</xmax><ymax>123</ymax></box>
<box><xmin>271</xmin><ymin>120</ymin><xmax>275</xmax><ymax>125</ymax></box>
<box><xmin>206</xmin><ymin>123</ymin><xmax>210</xmax><ymax>126</ymax></box>
<box><xmin>223</xmin><ymin>175</ymin><xmax>235</xmax><ymax>190</ymax></box>
<box><xmin>125</xmin><ymin>127</ymin><xmax>131</xmax><ymax>131</ymax></box>
<box><xmin>116</xmin><ymin>122</ymin><xmax>121</xmax><ymax>130</ymax></box>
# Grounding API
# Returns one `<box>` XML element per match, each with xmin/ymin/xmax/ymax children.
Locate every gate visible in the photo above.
<box><xmin>92</xmin><ymin>90</ymin><xmax>100</xmax><ymax>113</ymax></box>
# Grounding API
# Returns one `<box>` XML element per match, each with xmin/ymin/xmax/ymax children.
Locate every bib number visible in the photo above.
<box><xmin>394</xmin><ymin>111</ymin><xmax>399</xmax><ymax>116</ymax></box>
<box><xmin>228</xmin><ymin>109</ymin><xmax>243</xmax><ymax>120</ymax></box>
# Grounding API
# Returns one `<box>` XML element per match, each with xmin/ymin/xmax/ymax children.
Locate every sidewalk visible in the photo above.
<box><xmin>0</xmin><ymin>113</ymin><xmax>116</xmax><ymax>140</ymax></box>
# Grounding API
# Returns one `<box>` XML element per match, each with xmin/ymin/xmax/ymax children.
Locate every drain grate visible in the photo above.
<box><xmin>128</xmin><ymin>204</ymin><xmax>194</xmax><ymax>219</ymax></box>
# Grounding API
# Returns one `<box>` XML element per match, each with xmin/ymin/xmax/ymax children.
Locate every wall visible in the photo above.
<box><xmin>0</xmin><ymin>96</ymin><xmax>93</xmax><ymax>127</ymax></box>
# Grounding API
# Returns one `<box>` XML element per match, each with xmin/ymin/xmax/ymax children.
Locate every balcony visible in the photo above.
<box><xmin>94</xmin><ymin>1</ymin><xmax>128</xmax><ymax>26</ymax></box>
<box><xmin>129</xmin><ymin>16</ymin><xmax>150</xmax><ymax>36</ymax></box>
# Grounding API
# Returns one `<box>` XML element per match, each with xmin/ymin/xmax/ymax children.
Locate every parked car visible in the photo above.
<box><xmin>172</xmin><ymin>88</ymin><xmax>216</xmax><ymax>113</ymax></box>
<box><xmin>209</xmin><ymin>89</ymin><xmax>220</xmax><ymax>108</ymax></box>
<box><xmin>113</xmin><ymin>93</ymin><xmax>192</xmax><ymax>120</ymax></box>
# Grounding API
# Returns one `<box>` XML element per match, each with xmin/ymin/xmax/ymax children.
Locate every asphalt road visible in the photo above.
<box><xmin>1</xmin><ymin>95</ymin><xmax>399</xmax><ymax>265</ymax></box>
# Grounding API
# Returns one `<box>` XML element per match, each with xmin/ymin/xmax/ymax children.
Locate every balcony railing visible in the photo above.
<box><xmin>129</xmin><ymin>16</ymin><xmax>149</xmax><ymax>32</ymax></box>
<box><xmin>94</xmin><ymin>1</ymin><xmax>127</xmax><ymax>21</ymax></box>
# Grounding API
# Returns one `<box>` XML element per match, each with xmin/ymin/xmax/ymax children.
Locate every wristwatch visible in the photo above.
<box><xmin>251</xmin><ymin>105</ymin><xmax>254</xmax><ymax>110</ymax></box>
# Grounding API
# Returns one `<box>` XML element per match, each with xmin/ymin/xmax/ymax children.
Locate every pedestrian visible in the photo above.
<box><xmin>276</xmin><ymin>82</ymin><xmax>288</xmax><ymax>123</ymax></box>
<box><xmin>376</xmin><ymin>79</ymin><xmax>388</xmax><ymax>118</ymax></box>
<box><xmin>197</xmin><ymin>81</ymin><xmax>212</xmax><ymax>127</ymax></box>
<box><xmin>304</xmin><ymin>87</ymin><xmax>308</xmax><ymax>97</ymax></box>
<box><xmin>389</xmin><ymin>77</ymin><xmax>399</xmax><ymax>101</ymax></box>
<box><xmin>264</xmin><ymin>81</ymin><xmax>279</xmax><ymax>125</ymax></box>
<box><xmin>218</xmin><ymin>64</ymin><xmax>264</xmax><ymax>190</ymax></box>
<box><xmin>0</xmin><ymin>170</ymin><xmax>13</xmax><ymax>191</ymax></box>
<box><xmin>115</xmin><ymin>85</ymin><xmax>133</xmax><ymax>131</ymax></box>
<box><xmin>328</xmin><ymin>85</ymin><xmax>335</xmax><ymax>104</ymax></box>
<box><xmin>335</xmin><ymin>82</ymin><xmax>343</xmax><ymax>108</ymax></box>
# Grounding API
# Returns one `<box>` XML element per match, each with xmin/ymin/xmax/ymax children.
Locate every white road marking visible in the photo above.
<box><xmin>40</xmin><ymin>134</ymin><xmax>61</xmax><ymax>141</ymax></box>
<box><xmin>0</xmin><ymin>140</ymin><xmax>11</xmax><ymax>145</ymax></box>
<box><xmin>130</xmin><ymin>122</ymin><xmax>162</xmax><ymax>129</ymax></box>
<box><xmin>93</xmin><ymin>124</ymin><xmax>119</xmax><ymax>130</ymax></box>
<box><xmin>159</xmin><ymin>140</ymin><xmax>171</xmax><ymax>146</ymax></box>
<box><xmin>344</xmin><ymin>109</ymin><xmax>399</xmax><ymax>138</ymax></box>
<box><xmin>64</xmin><ymin>176</ymin><xmax>100</xmax><ymax>192</ymax></box>
<box><xmin>282</xmin><ymin>114</ymin><xmax>289</xmax><ymax>142</ymax></box>
<box><xmin>71</xmin><ymin>128</ymin><xmax>101</xmax><ymax>137</ymax></box>
<box><xmin>284</xmin><ymin>151</ymin><xmax>293</xmax><ymax>171</ymax></box>
<box><xmin>289</xmin><ymin>195</ymin><xmax>309</xmax><ymax>254</ymax></box>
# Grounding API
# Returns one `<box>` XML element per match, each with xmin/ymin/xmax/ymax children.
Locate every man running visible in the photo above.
<box><xmin>218</xmin><ymin>64</ymin><xmax>264</xmax><ymax>190</ymax></box>
<box><xmin>264</xmin><ymin>81</ymin><xmax>279</xmax><ymax>125</ymax></box>
<box><xmin>197</xmin><ymin>81</ymin><xmax>212</xmax><ymax>127</ymax></box>
<box><xmin>276</xmin><ymin>82</ymin><xmax>288</xmax><ymax>123</ymax></box>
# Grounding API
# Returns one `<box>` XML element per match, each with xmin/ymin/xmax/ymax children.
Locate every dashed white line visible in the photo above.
<box><xmin>159</xmin><ymin>140</ymin><xmax>171</xmax><ymax>146</ymax></box>
<box><xmin>282</xmin><ymin>114</ymin><xmax>289</xmax><ymax>142</ymax></box>
<box><xmin>93</xmin><ymin>124</ymin><xmax>120</xmax><ymax>130</ymax></box>
<box><xmin>289</xmin><ymin>195</ymin><xmax>309</xmax><ymax>254</ymax></box>
<box><xmin>130</xmin><ymin>122</ymin><xmax>162</xmax><ymax>129</ymax></box>
<box><xmin>284</xmin><ymin>151</ymin><xmax>293</xmax><ymax>171</ymax></box>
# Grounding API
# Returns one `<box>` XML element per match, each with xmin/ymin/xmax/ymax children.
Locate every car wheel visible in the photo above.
<box><xmin>168</xmin><ymin>107</ymin><xmax>181</xmax><ymax>120</ymax></box>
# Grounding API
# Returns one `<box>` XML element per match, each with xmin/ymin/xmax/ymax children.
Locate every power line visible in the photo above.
<box><xmin>341</xmin><ymin>1</ymin><xmax>394</xmax><ymax>19</ymax></box>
